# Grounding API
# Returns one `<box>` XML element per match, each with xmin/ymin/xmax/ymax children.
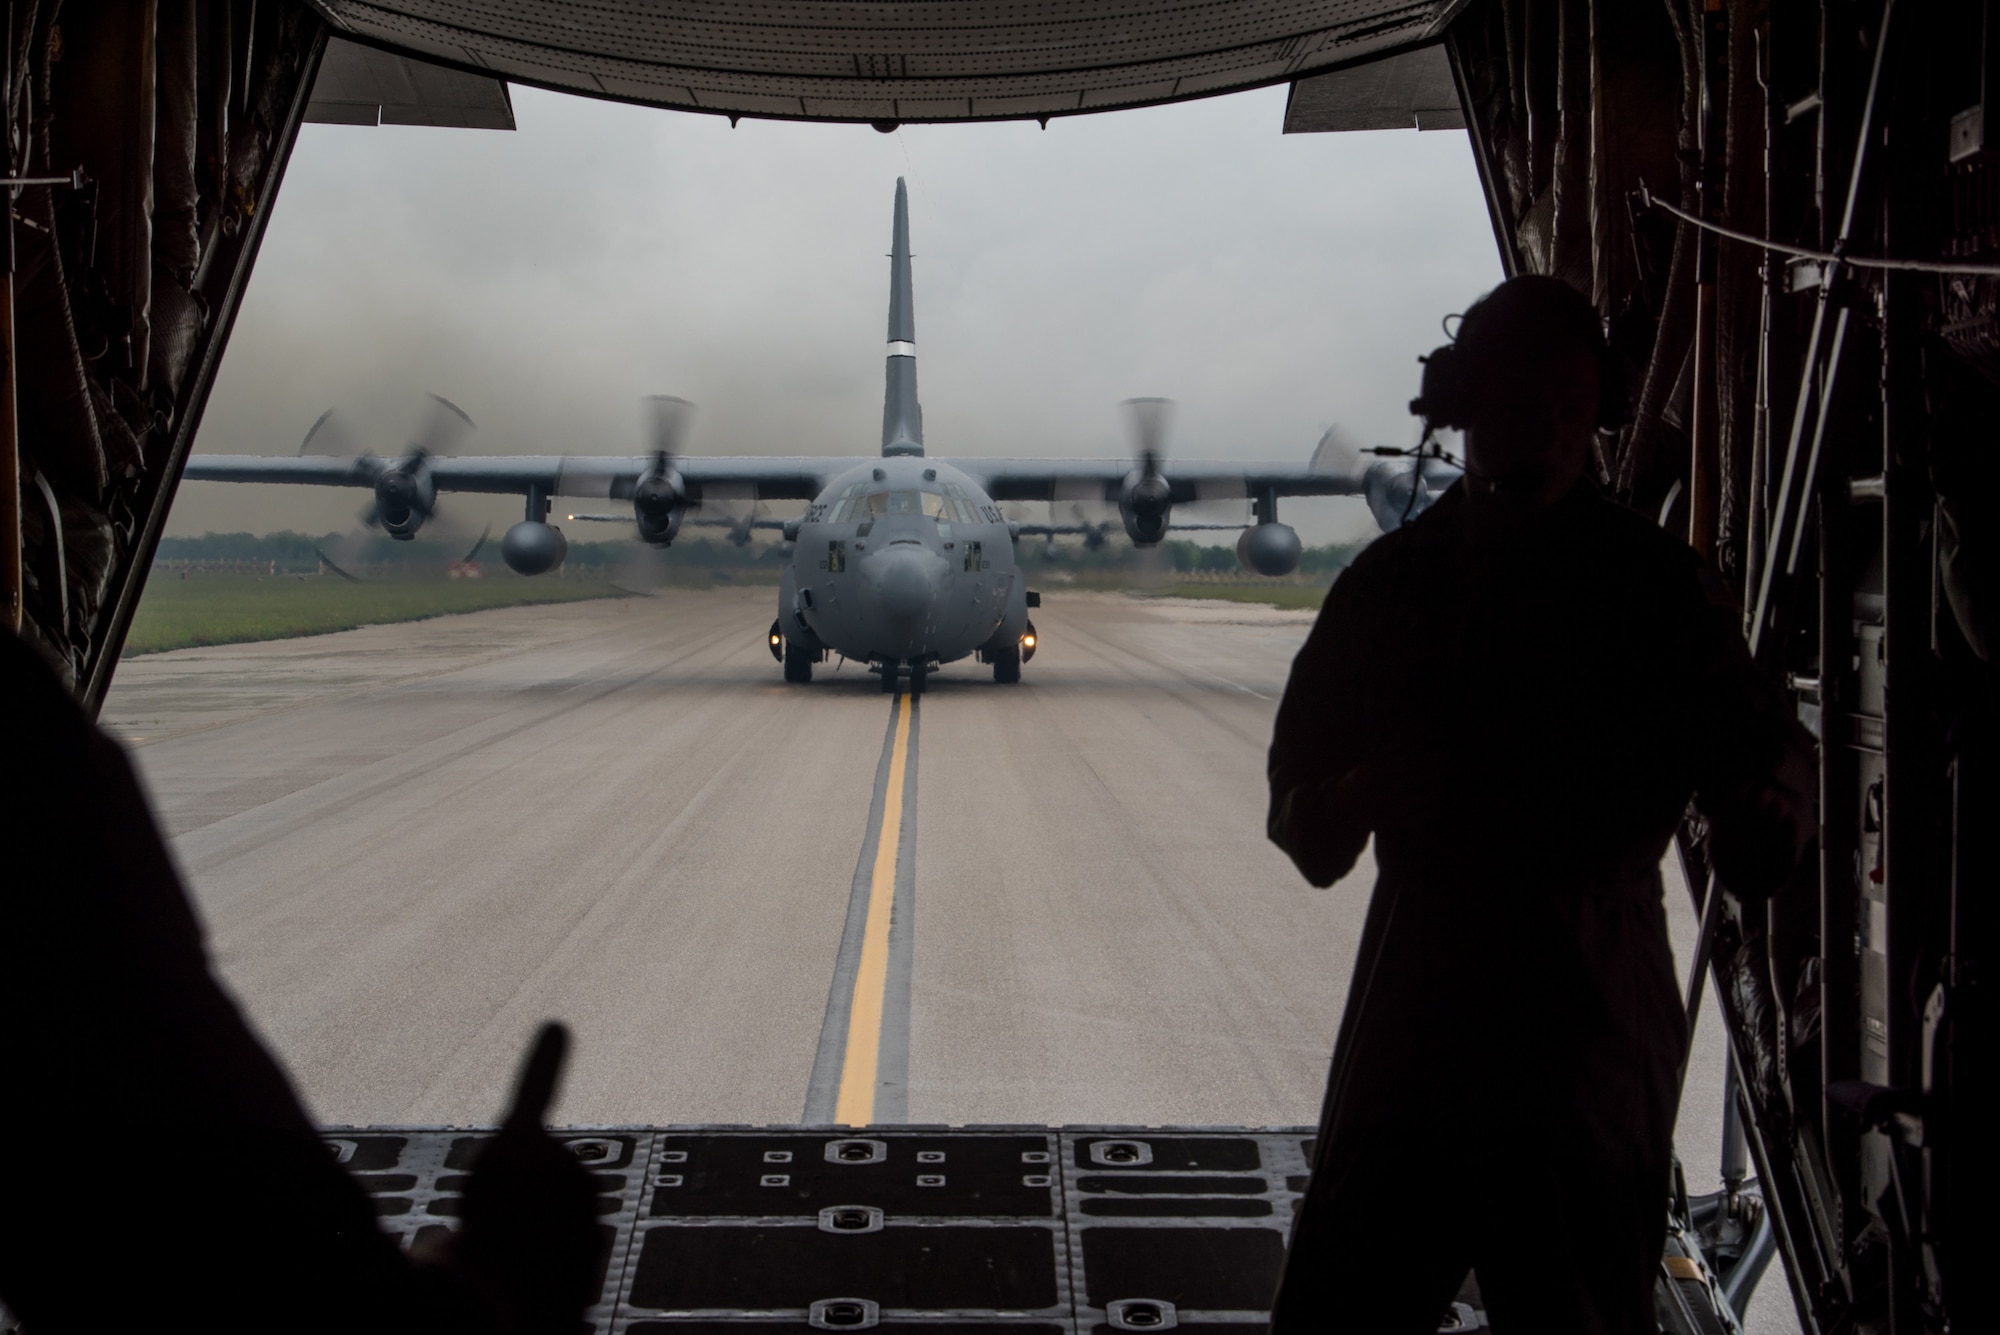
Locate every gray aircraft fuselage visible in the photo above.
<box><xmin>772</xmin><ymin>176</ymin><xmax>1033</xmax><ymax>686</ymax></box>
<box><xmin>782</xmin><ymin>457</ymin><xmax>1026</xmax><ymax>671</ymax></box>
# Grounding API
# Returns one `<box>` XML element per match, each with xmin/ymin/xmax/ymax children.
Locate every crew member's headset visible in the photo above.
<box><xmin>1406</xmin><ymin>294</ymin><xmax>1633</xmax><ymax>433</ymax></box>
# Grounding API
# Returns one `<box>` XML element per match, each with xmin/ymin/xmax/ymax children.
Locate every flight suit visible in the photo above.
<box><xmin>1266</xmin><ymin>481</ymin><xmax>1806</xmax><ymax>1334</ymax></box>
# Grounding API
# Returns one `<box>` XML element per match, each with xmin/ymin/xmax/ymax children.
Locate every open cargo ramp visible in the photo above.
<box><xmin>327</xmin><ymin>1127</ymin><xmax>1746</xmax><ymax>1334</ymax></box>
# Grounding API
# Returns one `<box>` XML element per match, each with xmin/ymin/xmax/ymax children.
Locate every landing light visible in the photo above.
<box><xmin>770</xmin><ymin>633</ymin><xmax>782</xmax><ymax>646</ymax></box>
<box><xmin>1021</xmin><ymin>633</ymin><xmax>1037</xmax><ymax>649</ymax></box>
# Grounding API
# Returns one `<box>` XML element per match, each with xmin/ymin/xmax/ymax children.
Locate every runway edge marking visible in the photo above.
<box><xmin>803</xmin><ymin>690</ymin><xmax>918</xmax><ymax>1124</ymax></box>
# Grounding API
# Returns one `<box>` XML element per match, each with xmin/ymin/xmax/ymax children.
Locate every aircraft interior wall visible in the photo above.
<box><xmin>1444</xmin><ymin>4</ymin><xmax>1992</xmax><ymax>1331</ymax></box>
<box><xmin>0</xmin><ymin>1</ymin><xmax>325</xmax><ymax>702</ymax></box>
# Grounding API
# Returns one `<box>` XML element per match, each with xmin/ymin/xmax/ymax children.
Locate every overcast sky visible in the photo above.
<box><xmin>170</xmin><ymin>81</ymin><xmax>1503</xmax><ymax>546</ymax></box>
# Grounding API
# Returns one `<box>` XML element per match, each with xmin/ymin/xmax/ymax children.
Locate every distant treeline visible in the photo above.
<box><xmin>156</xmin><ymin>530</ymin><xmax>330</xmax><ymax>567</ymax></box>
<box><xmin>155</xmin><ymin>529</ymin><xmax>1363</xmax><ymax>579</ymax></box>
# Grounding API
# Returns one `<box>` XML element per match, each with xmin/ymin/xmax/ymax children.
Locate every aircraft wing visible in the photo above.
<box><xmin>1011</xmin><ymin>521</ymin><xmax>1242</xmax><ymax>536</ymax></box>
<box><xmin>181</xmin><ymin>455</ymin><xmax>385</xmax><ymax>487</ymax></box>
<box><xmin>182</xmin><ymin>455</ymin><xmax>844</xmax><ymax>502</ymax></box>
<box><xmin>565</xmin><ymin>512</ymin><xmax>790</xmax><ymax>531</ymax></box>
<box><xmin>183</xmin><ymin>453</ymin><xmax>1454</xmax><ymax>532</ymax></box>
<box><xmin>952</xmin><ymin>458</ymin><xmax>1369</xmax><ymax>504</ymax></box>
<box><xmin>567</xmin><ymin>457</ymin><xmax>840</xmax><ymax>502</ymax></box>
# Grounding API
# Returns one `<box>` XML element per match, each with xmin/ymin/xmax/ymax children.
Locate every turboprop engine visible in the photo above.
<box><xmin>1119</xmin><ymin>464</ymin><xmax>1172</xmax><ymax>545</ymax></box>
<box><xmin>359</xmin><ymin>395</ymin><xmax>476</xmax><ymax>541</ymax></box>
<box><xmin>1118</xmin><ymin>396</ymin><xmax>1175</xmax><ymax>545</ymax></box>
<box><xmin>1309</xmin><ymin>421</ymin><xmax>1457</xmax><ymax>536</ymax></box>
<box><xmin>631</xmin><ymin>395</ymin><xmax>695</xmax><ymax>545</ymax></box>
<box><xmin>1361</xmin><ymin>460</ymin><xmax>1419</xmax><ymax>532</ymax></box>
<box><xmin>367</xmin><ymin>459</ymin><xmax>436</xmax><ymax>540</ymax></box>
<box><xmin>632</xmin><ymin>458</ymin><xmax>685</xmax><ymax>545</ymax></box>
<box><xmin>1359</xmin><ymin>458</ymin><xmax>1456</xmax><ymax>532</ymax></box>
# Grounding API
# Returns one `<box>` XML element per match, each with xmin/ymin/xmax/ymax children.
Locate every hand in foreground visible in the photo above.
<box><xmin>1335</xmin><ymin>741</ymin><xmax>1463</xmax><ymax>841</ymax></box>
<box><xmin>456</xmin><ymin>1022</ymin><xmax>605</xmax><ymax>1335</ymax></box>
<box><xmin>1276</xmin><ymin>742</ymin><xmax>1451</xmax><ymax>888</ymax></box>
<box><xmin>1708</xmin><ymin>742</ymin><xmax>1817</xmax><ymax>900</ymax></box>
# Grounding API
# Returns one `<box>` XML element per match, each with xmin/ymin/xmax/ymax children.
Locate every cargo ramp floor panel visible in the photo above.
<box><xmin>324</xmin><ymin>1127</ymin><xmax>1741</xmax><ymax>1335</ymax></box>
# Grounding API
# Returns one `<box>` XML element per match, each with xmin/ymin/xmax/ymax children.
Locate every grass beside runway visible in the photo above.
<box><xmin>1039</xmin><ymin>569</ymin><xmax>1334</xmax><ymax>613</ymax></box>
<box><xmin>126</xmin><ymin>565</ymin><xmax>1319</xmax><ymax>658</ymax></box>
<box><xmin>1156</xmin><ymin>582</ymin><xmax>1328</xmax><ymax>611</ymax></box>
<box><xmin>1048</xmin><ymin>578</ymin><xmax>1329</xmax><ymax>611</ymax></box>
<box><xmin>124</xmin><ymin>572</ymin><xmax>625</xmax><ymax>656</ymax></box>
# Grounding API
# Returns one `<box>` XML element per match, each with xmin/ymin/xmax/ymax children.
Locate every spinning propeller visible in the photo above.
<box><xmin>1119</xmin><ymin>397</ymin><xmax>1175</xmax><ymax>546</ymax></box>
<box><xmin>1328</xmin><ymin>418</ymin><xmax>1463</xmax><ymax>532</ymax></box>
<box><xmin>631</xmin><ymin>395</ymin><xmax>694</xmax><ymax>545</ymax></box>
<box><xmin>304</xmin><ymin>395</ymin><xmax>487</xmax><ymax>577</ymax></box>
<box><xmin>1071</xmin><ymin>503</ymin><xmax>1116</xmax><ymax>551</ymax></box>
<box><xmin>356</xmin><ymin>394</ymin><xmax>475</xmax><ymax>537</ymax></box>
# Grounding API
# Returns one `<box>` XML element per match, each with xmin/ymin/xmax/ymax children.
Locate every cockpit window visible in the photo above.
<box><xmin>829</xmin><ymin>492</ymin><xmax>867</xmax><ymax>522</ymax></box>
<box><xmin>865</xmin><ymin>490</ymin><xmax>950</xmax><ymax>518</ymax></box>
<box><xmin>827</xmin><ymin>486</ymin><xmax>968</xmax><ymax>523</ymax></box>
<box><xmin>939</xmin><ymin>483</ymin><xmax>979</xmax><ymax>523</ymax></box>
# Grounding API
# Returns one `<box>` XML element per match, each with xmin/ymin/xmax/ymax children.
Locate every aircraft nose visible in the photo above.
<box><xmin>868</xmin><ymin>546</ymin><xmax>938</xmax><ymax>622</ymax></box>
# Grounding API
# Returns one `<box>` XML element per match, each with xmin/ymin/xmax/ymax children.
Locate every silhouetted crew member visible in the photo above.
<box><xmin>1266</xmin><ymin>276</ymin><xmax>1811</xmax><ymax>1333</ymax></box>
<box><xmin>0</xmin><ymin>630</ymin><xmax>602</xmax><ymax>1334</ymax></box>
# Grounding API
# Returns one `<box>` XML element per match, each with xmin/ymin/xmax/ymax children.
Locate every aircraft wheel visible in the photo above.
<box><xmin>991</xmin><ymin>646</ymin><xmax>1021</xmax><ymax>684</ymax></box>
<box><xmin>909</xmin><ymin>662</ymin><xmax>928</xmax><ymax>696</ymax></box>
<box><xmin>881</xmin><ymin>658</ymin><xmax>901</xmax><ymax>693</ymax></box>
<box><xmin>783</xmin><ymin>642</ymin><xmax>814</xmax><ymax>683</ymax></box>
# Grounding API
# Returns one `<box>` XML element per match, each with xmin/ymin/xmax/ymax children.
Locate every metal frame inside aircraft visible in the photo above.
<box><xmin>1</xmin><ymin>3</ymin><xmax>1986</xmax><ymax>1333</ymax></box>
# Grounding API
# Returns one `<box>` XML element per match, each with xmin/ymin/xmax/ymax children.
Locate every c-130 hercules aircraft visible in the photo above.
<box><xmin>186</xmin><ymin>180</ymin><xmax>1455</xmax><ymax>692</ymax></box>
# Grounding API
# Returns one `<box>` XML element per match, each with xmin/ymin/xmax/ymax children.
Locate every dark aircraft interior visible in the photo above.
<box><xmin>1</xmin><ymin>3</ymin><xmax>1989</xmax><ymax>1333</ymax></box>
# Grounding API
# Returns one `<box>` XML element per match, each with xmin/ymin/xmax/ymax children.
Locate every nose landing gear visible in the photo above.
<box><xmin>878</xmin><ymin>658</ymin><xmax>930</xmax><ymax>695</ymax></box>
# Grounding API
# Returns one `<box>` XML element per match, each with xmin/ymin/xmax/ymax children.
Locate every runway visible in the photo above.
<box><xmin>106</xmin><ymin>588</ymin><xmax>1348</xmax><ymax>1129</ymax></box>
<box><xmin>103</xmin><ymin>586</ymin><xmax>1781</xmax><ymax>1327</ymax></box>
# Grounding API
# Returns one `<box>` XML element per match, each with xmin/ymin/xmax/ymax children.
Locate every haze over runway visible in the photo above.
<box><xmin>169</xmin><ymin>81</ymin><xmax>1502</xmax><ymax>549</ymax></box>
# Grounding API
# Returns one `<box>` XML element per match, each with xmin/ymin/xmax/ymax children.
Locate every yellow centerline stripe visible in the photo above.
<box><xmin>834</xmin><ymin>690</ymin><xmax>913</xmax><ymax>1125</ymax></box>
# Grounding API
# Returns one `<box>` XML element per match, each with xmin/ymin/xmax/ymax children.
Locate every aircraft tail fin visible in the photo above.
<box><xmin>882</xmin><ymin>177</ymin><xmax>924</xmax><ymax>457</ymax></box>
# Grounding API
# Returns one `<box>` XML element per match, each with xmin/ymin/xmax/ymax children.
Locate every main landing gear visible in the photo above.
<box><xmin>988</xmin><ymin>619</ymin><xmax>1035</xmax><ymax>683</ymax></box>
<box><xmin>784</xmin><ymin>643</ymin><xmax>815</xmax><ymax>683</ymax></box>
<box><xmin>772</xmin><ymin>619</ymin><xmax>814</xmax><ymax>683</ymax></box>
